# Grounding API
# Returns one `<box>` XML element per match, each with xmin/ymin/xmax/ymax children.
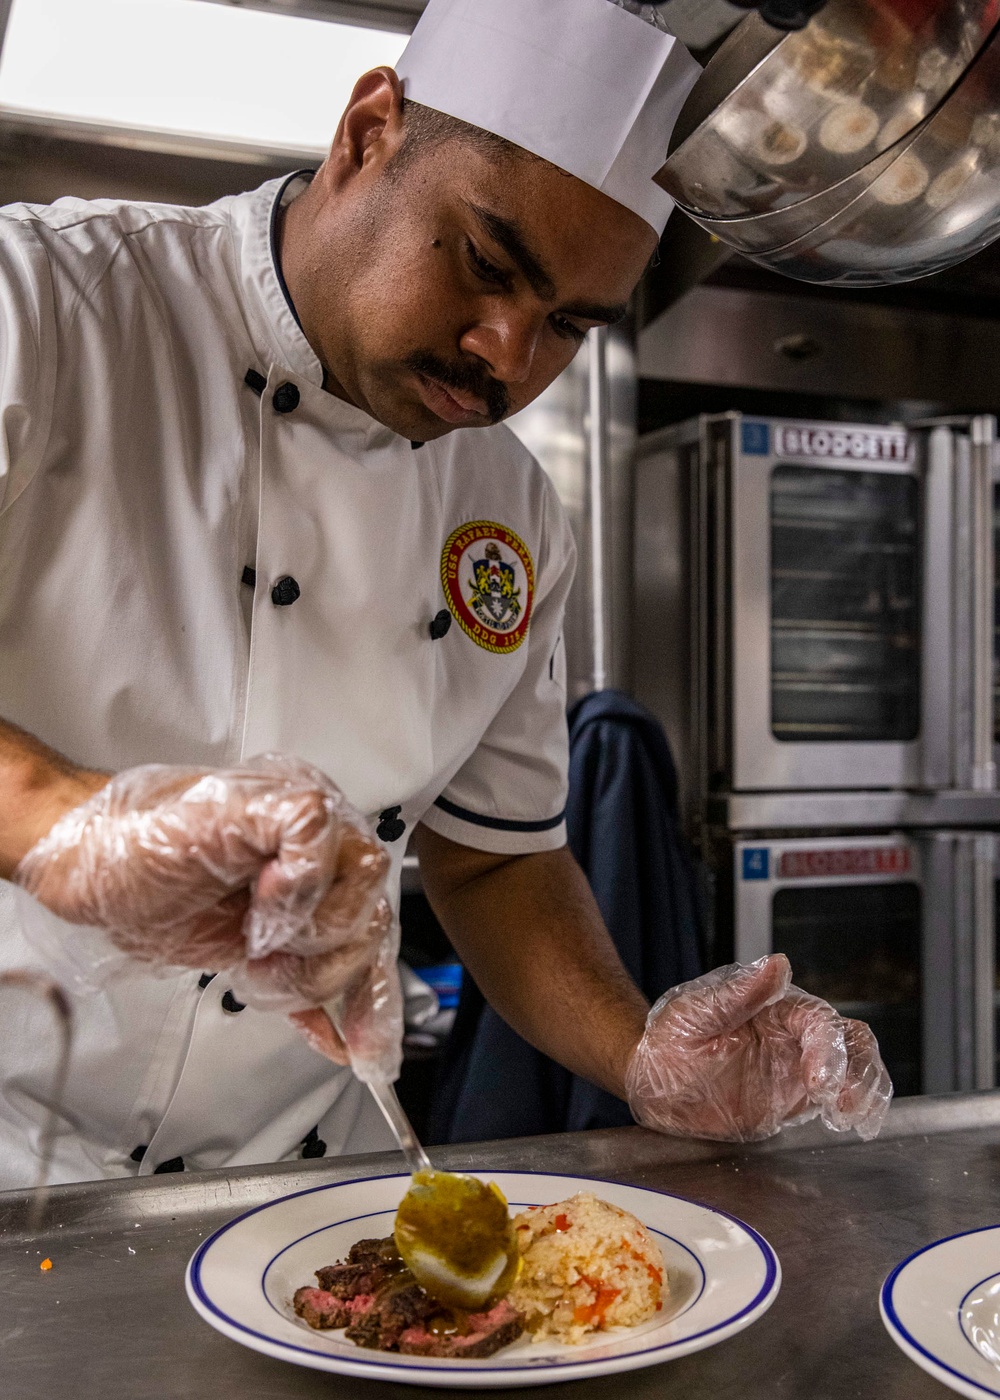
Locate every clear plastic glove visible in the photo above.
<box><xmin>625</xmin><ymin>954</ymin><xmax>893</xmax><ymax>1144</ymax></box>
<box><xmin>13</xmin><ymin>754</ymin><xmax>393</xmax><ymax>1023</ymax></box>
<box><xmin>290</xmin><ymin>925</ymin><xmax>406</xmax><ymax>1085</ymax></box>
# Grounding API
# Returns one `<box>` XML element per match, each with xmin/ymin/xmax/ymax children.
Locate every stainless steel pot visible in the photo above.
<box><xmin>658</xmin><ymin>0</ymin><xmax>998</xmax><ymax>220</ymax></box>
<box><xmin>665</xmin><ymin>114</ymin><xmax>918</xmax><ymax>254</ymax></box>
<box><xmin>744</xmin><ymin>22</ymin><xmax>1000</xmax><ymax>284</ymax></box>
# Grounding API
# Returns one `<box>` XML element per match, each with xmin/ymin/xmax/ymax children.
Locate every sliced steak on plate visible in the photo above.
<box><xmin>316</xmin><ymin>1237</ymin><xmax>405</xmax><ymax>1298</ymax></box>
<box><xmin>294</xmin><ymin>1235</ymin><xmax>525</xmax><ymax>1359</ymax></box>
<box><xmin>399</xmin><ymin>1300</ymin><xmax>525</xmax><ymax>1359</ymax></box>
<box><xmin>345</xmin><ymin>1276</ymin><xmax>437</xmax><ymax>1349</ymax></box>
<box><xmin>293</xmin><ymin>1287</ymin><xmax>375</xmax><ymax>1330</ymax></box>
<box><xmin>346</xmin><ymin>1238</ymin><xmax>402</xmax><ymax>1266</ymax></box>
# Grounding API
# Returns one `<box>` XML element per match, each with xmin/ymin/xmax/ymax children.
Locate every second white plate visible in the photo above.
<box><xmin>186</xmin><ymin>1169</ymin><xmax>781</xmax><ymax>1389</ymax></box>
<box><xmin>881</xmin><ymin>1224</ymin><xmax>1000</xmax><ymax>1399</ymax></box>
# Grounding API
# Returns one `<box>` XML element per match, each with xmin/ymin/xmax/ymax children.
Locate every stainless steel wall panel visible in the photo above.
<box><xmin>920</xmin><ymin>833</ymin><xmax>960</xmax><ymax>1094</ymax></box>
<box><xmin>509</xmin><ymin>326</ymin><xmax>637</xmax><ymax>700</ymax></box>
<box><xmin>971</xmin><ymin>419</ymin><xmax>997</xmax><ymax>790</ymax></box>
<box><xmin>975</xmin><ymin>833</ymin><xmax>997</xmax><ymax>1090</ymax></box>
<box><xmin>947</xmin><ymin>428</ymin><xmax>974</xmax><ymax>789</ymax></box>
<box><xmin>633</xmin><ymin>429</ymin><xmax>696</xmax><ymax>809</ymax></box>
<box><xmin>638</xmin><ymin>285</ymin><xmax>1000</xmax><ymax>410</ymax></box>
<box><xmin>922</xmin><ymin>428</ymin><xmax>960</xmax><ymax>787</ymax></box>
<box><xmin>919</xmin><ymin>832</ymin><xmax>997</xmax><ymax>1094</ymax></box>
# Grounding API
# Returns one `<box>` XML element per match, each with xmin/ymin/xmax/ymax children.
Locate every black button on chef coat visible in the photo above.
<box><xmin>271</xmin><ymin>576</ymin><xmax>300</xmax><ymax>606</ymax></box>
<box><xmin>273</xmin><ymin>382</ymin><xmax>300</xmax><ymax>414</ymax></box>
<box><xmin>429</xmin><ymin>610</ymin><xmax>452</xmax><ymax>640</ymax></box>
<box><xmin>301</xmin><ymin>1125</ymin><xmax>326</xmax><ymax>1159</ymax></box>
<box><xmin>377</xmin><ymin>806</ymin><xmax>406</xmax><ymax>842</ymax></box>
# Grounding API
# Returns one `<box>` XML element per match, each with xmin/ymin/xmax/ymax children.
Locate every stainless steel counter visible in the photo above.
<box><xmin>4</xmin><ymin>1092</ymin><xmax>1000</xmax><ymax>1398</ymax></box>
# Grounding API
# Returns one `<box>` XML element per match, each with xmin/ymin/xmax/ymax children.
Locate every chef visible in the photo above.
<box><xmin>0</xmin><ymin>0</ymin><xmax>890</xmax><ymax>1189</ymax></box>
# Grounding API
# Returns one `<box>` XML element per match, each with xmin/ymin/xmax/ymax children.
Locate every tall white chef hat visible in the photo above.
<box><xmin>395</xmin><ymin>0</ymin><xmax>701</xmax><ymax>236</ymax></box>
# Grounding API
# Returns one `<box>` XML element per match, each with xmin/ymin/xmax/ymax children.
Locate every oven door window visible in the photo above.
<box><xmin>772</xmin><ymin>881</ymin><xmax>922</xmax><ymax>1096</ymax></box>
<box><xmin>771</xmin><ymin>465</ymin><xmax>920</xmax><ymax>742</ymax></box>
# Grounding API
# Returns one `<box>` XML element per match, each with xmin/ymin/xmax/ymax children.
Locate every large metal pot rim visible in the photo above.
<box><xmin>746</xmin><ymin>18</ymin><xmax>1000</xmax><ymax>285</ymax></box>
<box><xmin>658</xmin><ymin>0</ymin><xmax>996</xmax><ymax>224</ymax></box>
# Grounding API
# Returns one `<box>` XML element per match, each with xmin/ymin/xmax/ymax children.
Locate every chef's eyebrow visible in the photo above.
<box><xmin>465</xmin><ymin>201</ymin><xmax>556</xmax><ymax>299</ymax></box>
<box><xmin>463</xmin><ymin>201</ymin><xmax>628</xmax><ymax>326</ymax></box>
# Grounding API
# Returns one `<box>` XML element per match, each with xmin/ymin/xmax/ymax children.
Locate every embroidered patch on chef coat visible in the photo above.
<box><xmin>441</xmin><ymin>520</ymin><xmax>535</xmax><ymax>653</ymax></box>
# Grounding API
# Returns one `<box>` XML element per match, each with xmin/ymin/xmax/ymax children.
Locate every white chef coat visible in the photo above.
<box><xmin>0</xmin><ymin>172</ymin><xmax>575</xmax><ymax>1189</ymax></box>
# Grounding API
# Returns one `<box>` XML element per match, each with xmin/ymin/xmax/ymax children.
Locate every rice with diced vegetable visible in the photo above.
<box><xmin>508</xmin><ymin>1193</ymin><xmax>665</xmax><ymax>1344</ymax></box>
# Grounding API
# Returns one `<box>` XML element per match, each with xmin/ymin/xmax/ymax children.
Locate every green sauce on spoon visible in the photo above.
<box><xmin>394</xmin><ymin>1170</ymin><xmax>521</xmax><ymax>1311</ymax></box>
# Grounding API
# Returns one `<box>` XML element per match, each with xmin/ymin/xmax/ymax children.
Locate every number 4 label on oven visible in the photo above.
<box><xmin>741</xmin><ymin>848</ymin><xmax>770</xmax><ymax>880</ymax></box>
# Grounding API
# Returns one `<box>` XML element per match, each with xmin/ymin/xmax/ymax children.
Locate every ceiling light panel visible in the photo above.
<box><xmin>0</xmin><ymin>0</ymin><xmax>408</xmax><ymax>153</ymax></box>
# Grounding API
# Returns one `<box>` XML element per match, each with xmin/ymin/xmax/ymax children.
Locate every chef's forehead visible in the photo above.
<box><xmin>389</xmin><ymin>100</ymin><xmax>534</xmax><ymax>179</ymax></box>
<box><xmin>386</xmin><ymin>100</ymin><xmax>652</xmax><ymax>239</ymax></box>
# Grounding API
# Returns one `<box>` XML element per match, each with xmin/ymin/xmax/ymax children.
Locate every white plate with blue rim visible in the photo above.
<box><xmin>185</xmin><ymin>1169</ymin><xmax>781</xmax><ymax>1389</ymax></box>
<box><xmin>881</xmin><ymin>1225</ymin><xmax>1000</xmax><ymax>1398</ymax></box>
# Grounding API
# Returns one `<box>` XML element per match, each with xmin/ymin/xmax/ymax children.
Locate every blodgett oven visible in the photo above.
<box><xmin>634</xmin><ymin>413</ymin><xmax>998</xmax><ymax>816</ymax></box>
<box><xmin>712</xmin><ymin>832</ymin><xmax>996</xmax><ymax>1098</ymax></box>
<box><xmin>634</xmin><ymin>412</ymin><xmax>1000</xmax><ymax>1096</ymax></box>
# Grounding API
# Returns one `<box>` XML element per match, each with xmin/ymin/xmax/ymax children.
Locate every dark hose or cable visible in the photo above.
<box><xmin>697</xmin><ymin>0</ymin><xmax>828</xmax><ymax>30</ymax></box>
<box><xmin>648</xmin><ymin>0</ymin><xmax>828</xmax><ymax>30</ymax></box>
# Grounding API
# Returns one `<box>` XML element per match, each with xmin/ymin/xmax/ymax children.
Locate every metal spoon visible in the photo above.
<box><xmin>366</xmin><ymin>1077</ymin><xmax>432</xmax><ymax>1175</ymax></box>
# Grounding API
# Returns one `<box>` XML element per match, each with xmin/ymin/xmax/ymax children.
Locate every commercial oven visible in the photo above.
<box><xmin>711</xmin><ymin>830</ymin><xmax>996</xmax><ymax>1097</ymax></box>
<box><xmin>634</xmin><ymin>414</ymin><xmax>998</xmax><ymax>816</ymax></box>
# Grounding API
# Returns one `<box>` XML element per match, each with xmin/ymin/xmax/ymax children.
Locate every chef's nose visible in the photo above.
<box><xmin>459</xmin><ymin>313</ymin><xmax>539</xmax><ymax>385</ymax></box>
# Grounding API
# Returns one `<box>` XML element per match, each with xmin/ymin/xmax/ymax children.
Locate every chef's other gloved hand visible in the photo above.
<box><xmin>625</xmin><ymin>954</ymin><xmax>892</xmax><ymax>1144</ymax></box>
<box><xmin>13</xmin><ymin>754</ymin><xmax>391</xmax><ymax>1017</ymax></box>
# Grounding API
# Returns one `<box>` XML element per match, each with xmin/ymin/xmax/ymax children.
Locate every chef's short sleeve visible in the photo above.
<box><xmin>421</xmin><ymin>480</ymin><xmax>576</xmax><ymax>855</ymax></box>
<box><xmin>0</xmin><ymin>215</ymin><xmax>57</xmax><ymax>515</ymax></box>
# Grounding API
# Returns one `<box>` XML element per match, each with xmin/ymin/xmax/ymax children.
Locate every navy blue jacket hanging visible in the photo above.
<box><xmin>428</xmin><ymin>689</ymin><xmax>704</xmax><ymax>1143</ymax></box>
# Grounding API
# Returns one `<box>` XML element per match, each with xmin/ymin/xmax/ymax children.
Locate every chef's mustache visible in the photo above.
<box><xmin>405</xmin><ymin>351</ymin><xmax>510</xmax><ymax>425</ymax></box>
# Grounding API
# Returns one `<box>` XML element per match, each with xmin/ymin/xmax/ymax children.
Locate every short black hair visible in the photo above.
<box><xmin>390</xmin><ymin>99</ymin><xmax>531</xmax><ymax>174</ymax></box>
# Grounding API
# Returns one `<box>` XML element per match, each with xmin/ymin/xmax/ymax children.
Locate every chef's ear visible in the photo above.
<box><xmin>326</xmin><ymin>67</ymin><xmax>406</xmax><ymax>183</ymax></box>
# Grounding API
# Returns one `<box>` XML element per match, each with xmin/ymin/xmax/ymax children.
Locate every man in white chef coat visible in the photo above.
<box><xmin>0</xmin><ymin>0</ymin><xmax>890</xmax><ymax>1188</ymax></box>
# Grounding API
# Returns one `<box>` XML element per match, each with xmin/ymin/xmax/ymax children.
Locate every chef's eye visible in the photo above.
<box><xmin>466</xmin><ymin>239</ymin><xmax>510</xmax><ymax>289</ymax></box>
<box><xmin>551</xmin><ymin>315</ymin><xmax>587</xmax><ymax>343</ymax></box>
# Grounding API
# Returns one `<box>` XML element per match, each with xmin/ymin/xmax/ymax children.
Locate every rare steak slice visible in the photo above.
<box><xmin>293</xmin><ymin>1287</ymin><xmax>376</xmax><ymax>1330</ymax></box>
<box><xmin>399</xmin><ymin>1300</ymin><xmax>525</xmax><ymax>1359</ymax></box>
<box><xmin>345</xmin><ymin>1275</ymin><xmax>437</xmax><ymax>1350</ymax></box>
<box><xmin>316</xmin><ymin>1237</ymin><xmax>405</xmax><ymax>1298</ymax></box>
